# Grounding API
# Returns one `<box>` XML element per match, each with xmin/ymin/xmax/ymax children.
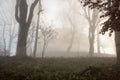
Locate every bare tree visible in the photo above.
<box><xmin>40</xmin><ymin>25</ymin><xmax>57</xmax><ymax>58</ymax></box>
<box><xmin>15</xmin><ymin>0</ymin><xmax>39</xmax><ymax>57</ymax></box>
<box><xmin>79</xmin><ymin>0</ymin><xmax>102</xmax><ymax>56</ymax></box>
<box><xmin>8</xmin><ymin>22</ymin><xmax>17</xmax><ymax>56</ymax></box>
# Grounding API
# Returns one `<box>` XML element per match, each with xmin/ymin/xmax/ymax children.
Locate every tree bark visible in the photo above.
<box><xmin>16</xmin><ymin>25</ymin><xmax>29</xmax><ymax>57</ymax></box>
<box><xmin>115</xmin><ymin>32</ymin><xmax>120</xmax><ymax>64</ymax></box>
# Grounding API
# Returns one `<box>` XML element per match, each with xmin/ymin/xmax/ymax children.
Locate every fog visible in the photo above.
<box><xmin>0</xmin><ymin>0</ymin><xmax>116</xmax><ymax>57</ymax></box>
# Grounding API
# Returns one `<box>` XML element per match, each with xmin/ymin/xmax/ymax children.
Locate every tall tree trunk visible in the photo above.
<box><xmin>97</xmin><ymin>32</ymin><xmax>101</xmax><ymax>54</ymax></box>
<box><xmin>33</xmin><ymin>0</ymin><xmax>42</xmax><ymax>57</ymax></box>
<box><xmin>8</xmin><ymin>38</ymin><xmax>12</xmax><ymax>56</ymax></box>
<box><xmin>89</xmin><ymin>27</ymin><xmax>95</xmax><ymax>56</ymax></box>
<box><xmin>89</xmin><ymin>32</ymin><xmax>95</xmax><ymax>56</ymax></box>
<box><xmin>67</xmin><ymin>16</ymin><xmax>76</xmax><ymax>53</ymax></box>
<box><xmin>16</xmin><ymin>25</ymin><xmax>29</xmax><ymax>57</ymax></box>
<box><xmin>42</xmin><ymin>41</ymin><xmax>46</xmax><ymax>58</ymax></box>
<box><xmin>15</xmin><ymin>0</ymin><xmax>39</xmax><ymax>57</ymax></box>
<box><xmin>33</xmin><ymin>14</ymin><xmax>40</xmax><ymax>57</ymax></box>
<box><xmin>3</xmin><ymin>24</ymin><xmax>7</xmax><ymax>56</ymax></box>
<box><xmin>115</xmin><ymin>32</ymin><xmax>120</xmax><ymax>64</ymax></box>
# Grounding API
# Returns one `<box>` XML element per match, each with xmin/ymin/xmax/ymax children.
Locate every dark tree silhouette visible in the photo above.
<box><xmin>15</xmin><ymin>0</ymin><xmax>39</xmax><ymax>57</ymax></box>
<box><xmin>83</xmin><ymin>0</ymin><xmax>120</xmax><ymax>64</ymax></box>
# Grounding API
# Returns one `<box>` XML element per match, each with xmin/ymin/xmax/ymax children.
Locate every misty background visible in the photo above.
<box><xmin>0</xmin><ymin>0</ymin><xmax>115</xmax><ymax>57</ymax></box>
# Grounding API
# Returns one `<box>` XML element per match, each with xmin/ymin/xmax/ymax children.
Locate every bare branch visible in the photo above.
<box><xmin>27</xmin><ymin>0</ymin><xmax>39</xmax><ymax>27</ymax></box>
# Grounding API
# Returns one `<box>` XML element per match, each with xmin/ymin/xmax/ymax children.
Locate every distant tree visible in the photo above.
<box><xmin>33</xmin><ymin>0</ymin><xmax>42</xmax><ymax>58</ymax></box>
<box><xmin>0</xmin><ymin>0</ymin><xmax>17</xmax><ymax>56</ymax></box>
<box><xmin>66</xmin><ymin>15</ymin><xmax>76</xmax><ymax>53</ymax></box>
<box><xmin>66</xmin><ymin>0</ymin><xmax>78</xmax><ymax>53</ymax></box>
<box><xmin>40</xmin><ymin>25</ymin><xmax>57</xmax><ymax>58</ymax></box>
<box><xmin>2</xmin><ymin>23</ymin><xmax>7</xmax><ymax>56</ymax></box>
<box><xmin>15</xmin><ymin>0</ymin><xmax>39</xmax><ymax>57</ymax></box>
<box><xmin>83</xmin><ymin>0</ymin><xmax>120</xmax><ymax>64</ymax></box>
<box><xmin>27</xmin><ymin>24</ymin><xmax>35</xmax><ymax>56</ymax></box>
<box><xmin>79</xmin><ymin>0</ymin><xmax>102</xmax><ymax>56</ymax></box>
<box><xmin>0</xmin><ymin>22</ymin><xmax>11</xmax><ymax>56</ymax></box>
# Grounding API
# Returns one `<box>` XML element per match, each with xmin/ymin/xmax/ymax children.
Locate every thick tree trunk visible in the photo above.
<box><xmin>115</xmin><ymin>32</ymin><xmax>120</xmax><ymax>64</ymax></box>
<box><xmin>15</xmin><ymin>0</ymin><xmax>39</xmax><ymax>57</ymax></box>
<box><xmin>16</xmin><ymin>25</ymin><xmax>29</xmax><ymax>57</ymax></box>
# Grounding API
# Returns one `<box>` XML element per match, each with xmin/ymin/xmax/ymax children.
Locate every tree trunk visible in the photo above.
<box><xmin>67</xmin><ymin>30</ymin><xmax>75</xmax><ymax>52</ymax></box>
<box><xmin>3</xmin><ymin>24</ymin><xmax>7</xmax><ymax>56</ymax></box>
<box><xmin>97</xmin><ymin>33</ymin><xmax>101</xmax><ymax>54</ymax></box>
<box><xmin>15</xmin><ymin>0</ymin><xmax>39</xmax><ymax>57</ymax></box>
<box><xmin>42</xmin><ymin>42</ymin><xmax>46</xmax><ymax>58</ymax></box>
<box><xmin>115</xmin><ymin>32</ymin><xmax>120</xmax><ymax>64</ymax></box>
<box><xmin>33</xmin><ymin>15</ymin><xmax>40</xmax><ymax>58</ymax></box>
<box><xmin>16</xmin><ymin>25</ymin><xmax>29</xmax><ymax>57</ymax></box>
<box><xmin>89</xmin><ymin>27</ymin><xmax>95</xmax><ymax>56</ymax></box>
<box><xmin>33</xmin><ymin>3</ymin><xmax>42</xmax><ymax>57</ymax></box>
<box><xmin>8</xmin><ymin>38</ymin><xmax>12</xmax><ymax>56</ymax></box>
<box><xmin>97</xmin><ymin>28</ymin><xmax>101</xmax><ymax>54</ymax></box>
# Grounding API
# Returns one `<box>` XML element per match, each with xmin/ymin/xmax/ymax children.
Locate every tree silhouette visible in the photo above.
<box><xmin>83</xmin><ymin>0</ymin><xmax>120</xmax><ymax>64</ymax></box>
<box><xmin>15</xmin><ymin>0</ymin><xmax>39</xmax><ymax>57</ymax></box>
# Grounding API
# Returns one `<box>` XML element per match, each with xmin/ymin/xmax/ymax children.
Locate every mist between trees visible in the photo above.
<box><xmin>0</xmin><ymin>0</ymin><xmax>116</xmax><ymax>58</ymax></box>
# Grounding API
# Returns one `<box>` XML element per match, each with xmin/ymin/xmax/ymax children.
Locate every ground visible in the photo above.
<box><xmin>0</xmin><ymin>57</ymin><xmax>119</xmax><ymax>80</ymax></box>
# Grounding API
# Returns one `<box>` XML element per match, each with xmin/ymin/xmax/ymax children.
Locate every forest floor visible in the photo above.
<box><xmin>0</xmin><ymin>56</ymin><xmax>119</xmax><ymax>80</ymax></box>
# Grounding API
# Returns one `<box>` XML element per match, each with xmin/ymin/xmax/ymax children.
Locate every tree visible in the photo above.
<box><xmin>40</xmin><ymin>25</ymin><xmax>57</xmax><ymax>58</ymax></box>
<box><xmin>7</xmin><ymin>21</ymin><xmax>17</xmax><ymax>56</ymax></box>
<box><xmin>33</xmin><ymin>0</ymin><xmax>42</xmax><ymax>58</ymax></box>
<box><xmin>66</xmin><ymin>0</ymin><xmax>78</xmax><ymax>53</ymax></box>
<box><xmin>79</xmin><ymin>0</ymin><xmax>102</xmax><ymax>56</ymax></box>
<box><xmin>2</xmin><ymin>23</ymin><xmax>7</xmax><ymax>56</ymax></box>
<box><xmin>15</xmin><ymin>0</ymin><xmax>39</xmax><ymax>57</ymax></box>
<box><xmin>0</xmin><ymin>0</ymin><xmax>17</xmax><ymax>56</ymax></box>
<box><xmin>0</xmin><ymin>21</ymin><xmax>12</xmax><ymax>56</ymax></box>
<box><xmin>67</xmin><ymin>15</ymin><xmax>76</xmax><ymax>53</ymax></box>
<box><xmin>83</xmin><ymin>0</ymin><xmax>120</xmax><ymax>64</ymax></box>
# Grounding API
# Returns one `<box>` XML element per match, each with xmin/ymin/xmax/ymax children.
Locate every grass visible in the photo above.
<box><xmin>0</xmin><ymin>57</ymin><xmax>117</xmax><ymax>80</ymax></box>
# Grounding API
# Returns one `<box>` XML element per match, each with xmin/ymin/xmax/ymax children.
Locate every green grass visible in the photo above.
<box><xmin>0</xmin><ymin>57</ymin><xmax>116</xmax><ymax>80</ymax></box>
